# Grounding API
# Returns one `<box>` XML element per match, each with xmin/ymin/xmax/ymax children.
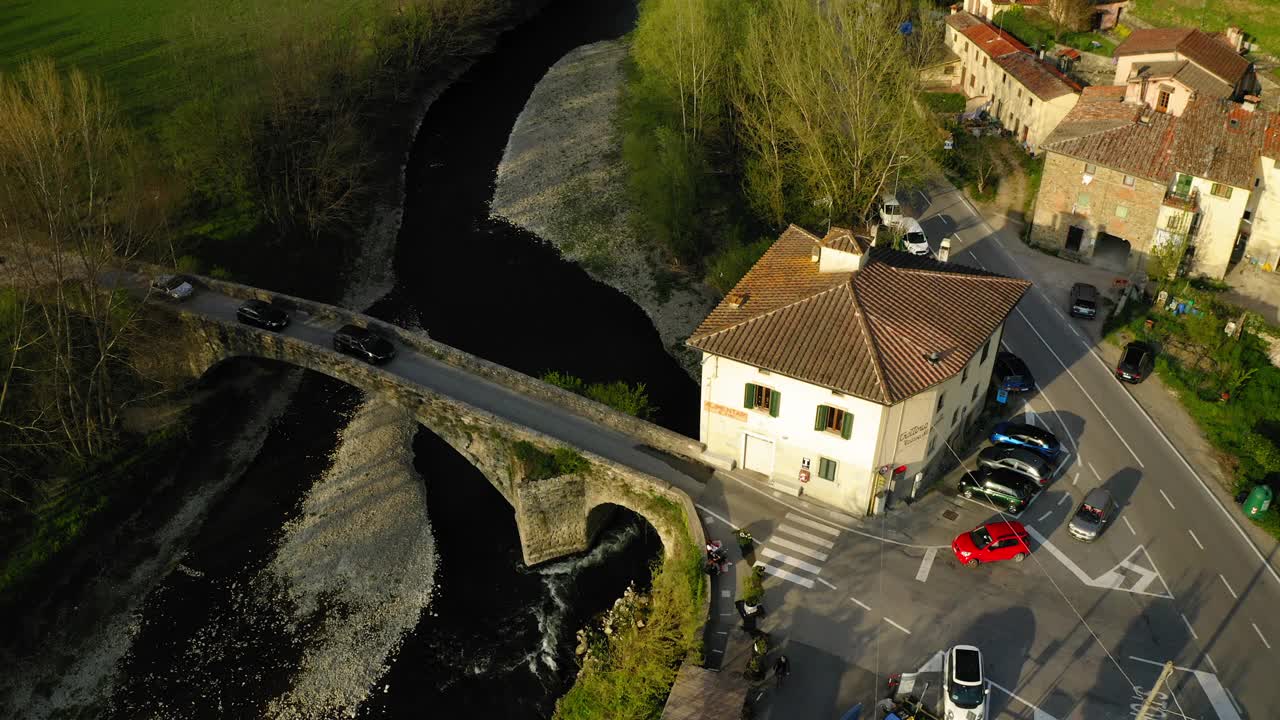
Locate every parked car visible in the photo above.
<box><xmin>151</xmin><ymin>274</ymin><xmax>194</xmax><ymax>301</ymax></box>
<box><xmin>977</xmin><ymin>445</ymin><xmax>1056</xmax><ymax>487</ymax></box>
<box><xmin>1116</xmin><ymin>341</ymin><xmax>1155</xmax><ymax>383</ymax></box>
<box><xmin>901</xmin><ymin>216</ymin><xmax>930</xmax><ymax>256</ymax></box>
<box><xmin>957</xmin><ymin>467</ymin><xmax>1040</xmax><ymax>513</ymax></box>
<box><xmin>942</xmin><ymin>645</ymin><xmax>990</xmax><ymax>720</ymax></box>
<box><xmin>1069</xmin><ymin>283</ymin><xmax>1099</xmax><ymax>319</ymax></box>
<box><xmin>333</xmin><ymin>324</ymin><xmax>396</xmax><ymax>364</ymax></box>
<box><xmin>236</xmin><ymin>299</ymin><xmax>290</xmax><ymax>331</ymax></box>
<box><xmin>952</xmin><ymin>520</ymin><xmax>1031</xmax><ymax>567</ymax></box>
<box><xmin>878</xmin><ymin>191</ymin><xmax>905</xmax><ymax>228</ymax></box>
<box><xmin>993</xmin><ymin>351</ymin><xmax>1034</xmax><ymax>393</ymax></box>
<box><xmin>990</xmin><ymin>421</ymin><xmax>1060</xmax><ymax>459</ymax></box>
<box><xmin>1068</xmin><ymin>487</ymin><xmax>1119</xmax><ymax>542</ymax></box>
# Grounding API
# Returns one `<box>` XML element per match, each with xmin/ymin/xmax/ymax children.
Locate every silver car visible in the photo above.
<box><xmin>977</xmin><ymin>445</ymin><xmax>1055</xmax><ymax>487</ymax></box>
<box><xmin>152</xmin><ymin>274</ymin><xmax>194</xmax><ymax>301</ymax></box>
<box><xmin>1068</xmin><ymin>488</ymin><xmax>1118</xmax><ymax>542</ymax></box>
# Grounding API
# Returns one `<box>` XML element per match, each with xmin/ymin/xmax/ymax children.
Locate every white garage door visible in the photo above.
<box><xmin>743</xmin><ymin>435</ymin><xmax>775</xmax><ymax>475</ymax></box>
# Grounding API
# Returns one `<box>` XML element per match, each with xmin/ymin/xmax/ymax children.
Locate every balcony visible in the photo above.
<box><xmin>1163</xmin><ymin>187</ymin><xmax>1200</xmax><ymax>212</ymax></box>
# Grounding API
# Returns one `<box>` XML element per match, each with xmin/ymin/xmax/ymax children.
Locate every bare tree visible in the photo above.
<box><xmin>632</xmin><ymin>0</ymin><xmax>732</xmax><ymax>144</ymax></box>
<box><xmin>731</xmin><ymin>7</ymin><xmax>791</xmax><ymax>226</ymax></box>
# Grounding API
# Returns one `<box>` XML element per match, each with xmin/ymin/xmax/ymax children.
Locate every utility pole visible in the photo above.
<box><xmin>1135</xmin><ymin>661</ymin><xmax>1175</xmax><ymax>720</ymax></box>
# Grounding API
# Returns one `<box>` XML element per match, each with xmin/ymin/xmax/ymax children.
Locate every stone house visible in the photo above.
<box><xmin>1113</xmin><ymin>27</ymin><xmax>1257</xmax><ymax>110</ymax></box>
<box><xmin>963</xmin><ymin>0</ymin><xmax>1129</xmax><ymax>30</ymax></box>
<box><xmin>1031</xmin><ymin>87</ymin><xmax>1280</xmax><ymax>278</ymax></box>
<box><xmin>945</xmin><ymin>10</ymin><xmax>1081</xmax><ymax>151</ymax></box>
<box><xmin>687</xmin><ymin>225</ymin><xmax>1030</xmax><ymax>516</ymax></box>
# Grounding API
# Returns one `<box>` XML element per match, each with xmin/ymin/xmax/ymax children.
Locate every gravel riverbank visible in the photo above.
<box><xmin>490</xmin><ymin>39</ymin><xmax>717</xmax><ymax>377</ymax></box>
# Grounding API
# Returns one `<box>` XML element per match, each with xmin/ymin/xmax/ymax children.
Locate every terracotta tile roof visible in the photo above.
<box><xmin>687</xmin><ymin>226</ymin><xmax>1030</xmax><ymax>405</ymax></box>
<box><xmin>1045</xmin><ymin>95</ymin><xmax>1279</xmax><ymax>188</ymax></box>
<box><xmin>820</xmin><ymin>226</ymin><xmax>872</xmax><ymax>255</ymax></box>
<box><xmin>1115</xmin><ymin>28</ymin><xmax>1251</xmax><ymax>87</ymax></box>
<box><xmin>947</xmin><ymin>12</ymin><xmax>1079</xmax><ymax>100</ymax></box>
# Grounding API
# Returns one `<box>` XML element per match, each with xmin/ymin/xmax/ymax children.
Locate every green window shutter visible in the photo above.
<box><xmin>840</xmin><ymin>412</ymin><xmax>853</xmax><ymax>440</ymax></box>
<box><xmin>769</xmin><ymin>390</ymin><xmax>781</xmax><ymax>417</ymax></box>
<box><xmin>814</xmin><ymin>405</ymin><xmax>829</xmax><ymax>431</ymax></box>
<box><xmin>744</xmin><ymin>383</ymin><xmax>756</xmax><ymax>409</ymax></box>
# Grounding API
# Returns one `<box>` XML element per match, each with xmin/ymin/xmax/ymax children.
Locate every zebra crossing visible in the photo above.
<box><xmin>754</xmin><ymin>512</ymin><xmax>841</xmax><ymax>589</ymax></box>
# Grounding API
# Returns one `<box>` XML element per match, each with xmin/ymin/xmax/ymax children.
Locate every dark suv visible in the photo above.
<box><xmin>333</xmin><ymin>324</ymin><xmax>396</xmax><ymax>364</ymax></box>
<box><xmin>957</xmin><ymin>467</ymin><xmax>1040</xmax><ymax>512</ymax></box>
<box><xmin>1069</xmin><ymin>283</ymin><xmax>1099</xmax><ymax>319</ymax></box>
<box><xmin>236</xmin><ymin>299</ymin><xmax>290</xmax><ymax>331</ymax></box>
<box><xmin>1116</xmin><ymin>341</ymin><xmax>1155</xmax><ymax>383</ymax></box>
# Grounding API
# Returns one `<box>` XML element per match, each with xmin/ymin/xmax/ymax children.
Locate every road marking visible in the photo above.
<box><xmin>916</xmin><ymin>548</ymin><xmax>938</xmax><ymax>582</ymax></box>
<box><xmin>1087</xmin><ymin>462</ymin><xmax>1102</xmax><ymax>483</ymax></box>
<box><xmin>1010</xmin><ymin>305</ymin><xmax>1144</xmax><ymax>466</ymax></box>
<box><xmin>1188</xmin><ymin>529</ymin><xmax>1204</xmax><ymax>550</ymax></box>
<box><xmin>849</xmin><ymin>596</ymin><xmax>872</xmax><ymax>611</ymax></box>
<box><xmin>1159</xmin><ymin>489</ymin><xmax>1176</xmax><ymax>510</ymax></box>
<box><xmin>760</xmin><ymin>547</ymin><xmax>823</xmax><ymax>575</ymax></box>
<box><xmin>1057</xmin><ymin>494</ymin><xmax>1070</xmax><ymax>506</ymax></box>
<box><xmin>784</xmin><ymin>512</ymin><xmax>841</xmax><ymax>535</ymax></box>
<box><xmin>1123</xmin><ymin>517</ymin><xmax>1136</xmax><ymax>535</ymax></box>
<box><xmin>1220</xmin><ymin>574</ymin><xmax>1237</xmax><ymax>599</ymax></box>
<box><xmin>816</xmin><ymin>577</ymin><xmax>837</xmax><ymax>590</ymax></box>
<box><xmin>1129</xmin><ymin>656</ymin><xmax>1241</xmax><ymax>720</ymax></box>
<box><xmin>1205</xmin><ymin>653</ymin><xmax>1217</xmax><ymax>674</ymax></box>
<box><xmin>695</xmin><ymin>504</ymin><xmax>734</xmax><ymax>527</ymax></box>
<box><xmin>754</xmin><ymin>562</ymin><xmax>814</xmax><ymax>589</ymax></box>
<box><xmin>884</xmin><ymin>617</ymin><xmax>912</xmax><ymax>635</ymax></box>
<box><xmin>1037</xmin><ymin>510</ymin><xmax>1052</xmax><ymax>522</ymax></box>
<box><xmin>1225</xmin><ymin>686</ymin><xmax>1243</xmax><ymax>716</ymax></box>
<box><xmin>768</xmin><ymin>536</ymin><xmax>829</xmax><ymax>561</ymax></box>
<box><xmin>1067</xmin><ymin>324</ymin><xmax>1082</xmax><ymax>338</ymax></box>
<box><xmin>775</xmin><ymin>525</ymin><xmax>837</xmax><ymax>548</ymax></box>
<box><xmin>1072</xmin><ymin>471</ymin><xmax>1079</xmax><ymax>486</ymax></box>
<box><xmin>709</xmin><ymin>648</ymin><xmax>723</xmax><ymax>654</ymax></box>
<box><xmin>715</xmin><ymin>630</ymin><xmax>728</xmax><ymax>636</ymax></box>
<box><xmin>1025</xmin><ymin>526</ymin><xmax>1173</xmax><ymax>598</ymax></box>
<box><xmin>1252</xmin><ymin>622</ymin><xmax>1271</xmax><ymax>649</ymax></box>
<box><xmin>1181</xmin><ymin>613</ymin><xmax>1199</xmax><ymax>639</ymax></box>
<box><xmin>986</xmin><ymin>680</ymin><xmax>1062</xmax><ymax>720</ymax></box>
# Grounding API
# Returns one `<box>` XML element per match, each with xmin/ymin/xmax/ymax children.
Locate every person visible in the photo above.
<box><xmin>773</xmin><ymin>654</ymin><xmax>790</xmax><ymax>687</ymax></box>
<box><xmin>704</xmin><ymin>557</ymin><xmax>722</xmax><ymax>576</ymax></box>
<box><xmin>706</xmin><ymin>541</ymin><xmax>727</xmax><ymax>564</ymax></box>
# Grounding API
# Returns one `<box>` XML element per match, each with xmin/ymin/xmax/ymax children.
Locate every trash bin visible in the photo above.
<box><xmin>1244</xmin><ymin>485</ymin><xmax>1273</xmax><ymax>517</ymax></box>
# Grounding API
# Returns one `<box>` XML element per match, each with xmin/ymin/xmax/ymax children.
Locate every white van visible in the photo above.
<box><xmin>879</xmin><ymin>192</ymin><xmax>905</xmax><ymax>229</ymax></box>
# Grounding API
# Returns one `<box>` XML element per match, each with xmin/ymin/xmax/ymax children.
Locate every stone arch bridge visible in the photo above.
<box><xmin>146</xmin><ymin>273</ymin><xmax>709</xmax><ymax>566</ymax></box>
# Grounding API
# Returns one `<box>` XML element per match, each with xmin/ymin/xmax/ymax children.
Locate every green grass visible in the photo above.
<box><xmin>1132</xmin><ymin>0</ymin><xmax>1280</xmax><ymax>53</ymax></box>
<box><xmin>922</xmin><ymin>91</ymin><xmax>966</xmax><ymax>114</ymax></box>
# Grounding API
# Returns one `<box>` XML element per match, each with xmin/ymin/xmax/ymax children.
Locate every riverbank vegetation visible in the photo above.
<box><xmin>541</xmin><ymin>371</ymin><xmax>657</xmax><ymax>420</ymax></box>
<box><xmin>621</xmin><ymin>0</ymin><xmax>941</xmax><ymax>292</ymax></box>
<box><xmin>554</xmin><ymin>494</ymin><xmax>704</xmax><ymax>720</ymax></box>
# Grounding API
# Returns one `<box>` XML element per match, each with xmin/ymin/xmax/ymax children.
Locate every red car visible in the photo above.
<box><xmin>952</xmin><ymin>521</ymin><xmax>1031</xmax><ymax>567</ymax></box>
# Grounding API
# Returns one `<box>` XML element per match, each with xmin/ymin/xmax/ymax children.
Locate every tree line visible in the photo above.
<box><xmin>622</xmin><ymin>0</ymin><xmax>943</xmax><ymax>291</ymax></box>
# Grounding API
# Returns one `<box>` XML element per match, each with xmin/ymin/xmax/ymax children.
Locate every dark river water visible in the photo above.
<box><xmin>107</xmin><ymin>0</ymin><xmax>701</xmax><ymax>717</ymax></box>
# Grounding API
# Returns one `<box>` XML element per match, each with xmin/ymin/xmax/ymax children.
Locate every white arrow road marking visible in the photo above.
<box><xmin>1130</xmin><ymin>656</ymin><xmax>1242</xmax><ymax>720</ymax></box>
<box><xmin>1025</xmin><ymin>526</ymin><xmax>1173</xmax><ymax>599</ymax></box>
<box><xmin>915</xmin><ymin>650</ymin><xmax>944</xmax><ymax>674</ymax></box>
<box><xmin>987</xmin><ymin>681</ymin><xmax>1061</xmax><ymax>720</ymax></box>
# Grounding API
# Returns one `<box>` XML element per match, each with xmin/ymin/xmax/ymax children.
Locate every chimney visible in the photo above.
<box><xmin>1225</xmin><ymin>26</ymin><xmax>1245</xmax><ymax>53</ymax></box>
<box><xmin>950</xmin><ymin>3</ymin><xmax>959</xmax><ymax>15</ymax></box>
<box><xmin>1243</xmin><ymin>94</ymin><xmax>1260</xmax><ymax>112</ymax></box>
<box><xmin>726</xmin><ymin>292</ymin><xmax>748</xmax><ymax>309</ymax></box>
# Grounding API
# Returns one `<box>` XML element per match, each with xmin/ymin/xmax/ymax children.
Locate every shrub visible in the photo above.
<box><xmin>706</xmin><ymin>236</ymin><xmax>772</xmax><ymax>295</ymax></box>
<box><xmin>741</xmin><ymin>565</ymin><xmax>765</xmax><ymax>604</ymax></box>
<box><xmin>541</xmin><ymin>371</ymin><xmax>657</xmax><ymax>420</ymax></box>
<box><xmin>512</xmin><ymin>441</ymin><xmax>590</xmax><ymax>481</ymax></box>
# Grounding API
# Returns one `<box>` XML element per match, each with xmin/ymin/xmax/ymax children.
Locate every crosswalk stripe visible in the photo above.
<box><xmin>767</xmin><ymin>536</ymin><xmax>829</xmax><ymax>561</ymax></box>
<box><xmin>775</xmin><ymin>524</ymin><xmax>836</xmax><ymax>548</ymax></box>
<box><xmin>760</xmin><ymin>547</ymin><xmax>823</xmax><ymax>575</ymax></box>
<box><xmin>783</xmin><ymin>512</ymin><xmax>841</xmax><ymax>536</ymax></box>
<box><xmin>755</xmin><ymin>562</ymin><xmax>815</xmax><ymax>589</ymax></box>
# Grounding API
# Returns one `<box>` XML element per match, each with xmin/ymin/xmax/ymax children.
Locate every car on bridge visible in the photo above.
<box><xmin>333</xmin><ymin>324</ymin><xmax>396</xmax><ymax>364</ymax></box>
<box><xmin>151</xmin><ymin>274</ymin><xmax>194</xmax><ymax>301</ymax></box>
<box><xmin>236</xmin><ymin>300</ymin><xmax>290</xmax><ymax>331</ymax></box>
<box><xmin>990</xmin><ymin>421</ymin><xmax>1059</xmax><ymax>459</ymax></box>
<box><xmin>993</xmin><ymin>351</ymin><xmax>1034</xmax><ymax>393</ymax></box>
<box><xmin>952</xmin><ymin>520</ymin><xmax>1030</xmax><ymax>567</ymax></box>
<box><xmin>957</xmin><ymin>467</ymin><xmax>1040</xmax><ymax>513</ymax></box>
<box><xmin>976</xmin><ymin>444</ymin><xmax>1056</xmax><ymax>487</ymax></box>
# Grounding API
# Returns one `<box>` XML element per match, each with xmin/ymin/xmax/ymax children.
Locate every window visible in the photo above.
<box><xmin>953</xmin><ymin>408</ymin><xmax>961</xmax><ymax>427</ymax></box>
<box><xmin>1027</xmin><ymin>98</ymin><xmax>1033</xmax><ymax>108</ymax></box>
<box><xmin>814</xmin><ymin>405</ymin><xmax>853</xmax><ymax>439</ymax></box>
<box><xmin>1003</xmin><ymin>73</ymin><xmax>1008</xmax><ymax>84</ymax></box>
<box><xmin>1244</xmin><ymin>209</ymin><xmax>1253</xmax><ymax>221</ymax></box>
<box><xmin>1017</xmin><ymin>89</ymin><xmax>1022</xmax><ymax>99</ymax></box>
<box><xmin>962</xmin><ymin>364</ymin><xmax>970</xmax><ymax>383</ymax></box>
<box><xmin>1084</xmin><ymin>163</ymin><xmax>1096</xmax><ymax>174</ymax></box>
<box><xmin>1210</xmin><ymin>183</ymin><xmax>1233</xmax><ymax>199</ymax></box>
<box><xmin>1255</xmin><ymin>177</ymin><xmax>1262</xmax><ymax>188</ymax></box>
<box><xmin>980</xmin><ymin>339</ymin><xmax>991</xmax><ymax>363</ymax></box>
<box><xmin>817</xmin><ymin>457</ymin><xmax>838</xmax><ymax>482</ymax></box>
<box><xmin>982</xmin><ymin>56</ymin><xmax>987</xmax><ymax>68</ymax></box>
<box><xmin>1076</xmin><ymin>193</ymin><xmax>1091</xmax><ymax>207</ymax></box>
<box><xmin>1115</xmin><ymin>204</ymin><xmax>1129</xmax><ymax>219</ymax></box>
<box><xmin>1156</xmin><ymin>90</ymin><xmax>1170</xmax><ymax>113</ymax></box>
<box><xmin>971</xmin><ymin>385</ymin><xmax>979</xmax><ymax>402</ymax></box>
<box><xmin>743</xmin><ymin>383</ymin><xmax>780</xmax><ymax>417</ymax></box>
<box><xmin>1123</xmin><ymin>175</ymin><xmax>1135</xmax><ymax>187</ymax></box>
<box><xmin>1174</xmin><ymin>173</ymin><xmax>1193</xmax><ymax>196</ymax></box>
<box><xmin>936</xmin><ymin>392</ymin><xmax>946</xmax><ymax>413</ymax></box>
<box><xmin>969</xmin><ymin>74</ymin><xmax>975</xmax><ymax>88</ymax></box>
<box><xmin>943</xmin><ymin>65</ymin><xmax>954</xmax><ymax>75</ymax></box>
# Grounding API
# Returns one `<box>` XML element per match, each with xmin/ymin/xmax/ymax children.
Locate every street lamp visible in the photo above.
<box><xmin>892</xmin><ymin>154</ymin><xmax>910</xmax><ymax>206</ymax></box>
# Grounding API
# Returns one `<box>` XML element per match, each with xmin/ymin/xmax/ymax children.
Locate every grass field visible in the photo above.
<box><xmin>1131</xmin><ymin>0</ymin><xmax>1280</xmax><ymax>54</ymax></box>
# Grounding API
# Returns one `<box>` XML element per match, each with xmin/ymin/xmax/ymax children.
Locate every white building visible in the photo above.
<box><xmin>688</xmin><ymin>226</ymin><xmax>1030</xmax><ymax>516</ymax></box>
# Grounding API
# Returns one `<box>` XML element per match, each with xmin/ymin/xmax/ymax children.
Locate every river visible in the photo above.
<box><xmin>105</xmin><ymin>0</ymin><xmax>700</xmax><ymax>717</ymax></box>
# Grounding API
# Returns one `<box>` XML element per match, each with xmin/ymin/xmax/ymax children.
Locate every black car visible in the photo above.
<box><xmin>976</xmin><ymin>444</ymin><xmax>1056</xmax><ymax>486</ymax></box>
<box><xmin>993</xmin><ymin>351</ymin><xmax>1034</xmax><ymax>393</ymax></box>
<box><xmin>1116</xmin><ymin>341</ymin><xmax>1155</xmax><ymax>383</ymax></box>
<box><xmin>333</xmin><ymin>324</ymin><xmax>396</xmax><ymax>364</ymax></box>
<box><xmin>236</xmin><ymin>299</ymin><xmax>290</xmax><ymax>331</ymax></box>
<box><xmin>957</xmin><ymin>467</ymin><xmax>1040</xmax><ymax>512</ymax></box>
<box><xmin>1069</xmin><ymin>283</ymin><xmax>1099</xmax><ymax>319</ymax></box>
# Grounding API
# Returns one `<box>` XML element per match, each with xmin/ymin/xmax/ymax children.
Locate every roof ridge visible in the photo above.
<box><xmin>688</xmin><ymin>281</ymin><xmax>850</xmax><ymax>344</ymax></box>
<box><xmin>1043</xmin><ymin>113</ymin><xmax>1147</xmax><ymax>150</ymax></box>
<box><xmin>881</xmin><ymin>262</ymin><xmax>1030</xmax><ymax>284</ymax></box>
<box><xmin>845</xmin><ymin>282</ymin><xmax>890</xmax><ymax>403</ymax></box>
